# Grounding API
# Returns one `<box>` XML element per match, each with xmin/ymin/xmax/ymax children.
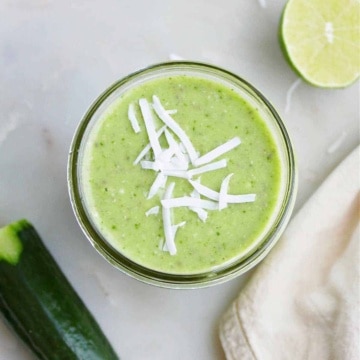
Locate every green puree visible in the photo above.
<box><xmin>82</xmin><ymin>75</ymin><xmax>282</xmax><ymax>274</ymax></box>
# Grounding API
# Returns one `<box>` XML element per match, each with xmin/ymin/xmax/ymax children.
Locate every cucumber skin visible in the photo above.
<box><xmin>0</xmin><ymin>220</ymin><xmax>119</xmax><ymax>360</ymax></box>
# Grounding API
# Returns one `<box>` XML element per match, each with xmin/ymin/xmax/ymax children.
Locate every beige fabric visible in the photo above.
<box><xmin>219</xmin><ymin>146</ymin><xmax>360</xmax><ymax>360</ymax></box>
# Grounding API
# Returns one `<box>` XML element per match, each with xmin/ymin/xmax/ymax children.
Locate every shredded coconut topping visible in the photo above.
<box><xmin>189</xmin><ymin>178</ymin><xmax>256</xmax><ymax>204</ymax></box>
<box><xmin>187</xmin><ymin>159</ymin><xmax>227</xmax><ymax>178</ymax></box>
<box><xmin>189</xmin><ymin>185</ymin><xmax>208</xmax><ymax>222</ymax></box>
<box><xmin>145</xmin><ymin>206</ymin><xmax>160</xmax><ymax>216</ymax></box>
<box><xmin>193</xmin><ymin>137</ymin><xmax>241</xmax><ymax>166</ymax></box>
<box><xmin>128</xmin><ymin>103</ymin><xmax>141</xmax><ymax>133</ymax></box>
<box><xmin>140</xmin><ymin>160</ymin><xmax>160</xmax><ymax>171</ymax></box>
<box><xmin>139</xmin><ymin>98</ymin><xmax>162</xmax><ymax>158</ymax></box>
<box><xmin>133</xmin><ymin>126</ymin><xmax>166</xmax><ymax>165</ymax></box>
<box><xmin>219</xmin><ymin>173</ymin><xmax>233</xmax><ymax>210</ymax></box>
<box><xmin>161</xmin><ymin>197</ymin><xmax>219</xmax><ymax>210</ymax></box>
<box><xmin>129</xmin><ymin>95</ymin><xmax>256</xmax><ymax>255</ymax></box>
<box><xmin>152</xmin><ymin>95</ymin><xmax>199</xmax><ymax>164</ymax></box>
<box><xmin>148</xmin><ymin>173</ymin><xmax>167</xmax><ymax>199</ymax></box>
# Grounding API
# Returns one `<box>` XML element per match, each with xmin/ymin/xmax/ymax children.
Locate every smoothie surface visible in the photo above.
<box><xmin>81</xmin><ymin>75</ymin><xmax>282</xmax><ymax>274</ymax></box>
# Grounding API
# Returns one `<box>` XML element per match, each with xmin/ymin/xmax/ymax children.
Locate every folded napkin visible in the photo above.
<box><xmin>219</xmin><ymin>146</ymin><xmax>360</xmax><ymax>360</ymax></box>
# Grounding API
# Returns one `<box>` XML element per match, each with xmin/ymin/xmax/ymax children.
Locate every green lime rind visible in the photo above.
<box><xmin>278</xmin><ymin>7</ymin><xmax>300</xmax><ymax>76</ymax></box>
<box><xmin>279</xmin><ymin>0</ymin><xmax>360</xmax><ymax>89</ymax></box>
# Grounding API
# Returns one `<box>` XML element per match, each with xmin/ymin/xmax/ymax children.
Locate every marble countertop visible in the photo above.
<box><xmin>0</xmin><ymin>1</ymin><xmax>358</xmax><ymax>359</ymax></box>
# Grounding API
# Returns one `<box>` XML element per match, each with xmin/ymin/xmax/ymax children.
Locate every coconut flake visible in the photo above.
<box><xmin>164</xmin><ymin>129</ymin><xmax>189</xmax><ymax>169</ymax></box>
<box><xmin>228</xmin><ymin>193</ymin><xmax>257</xmax><ymax>203</ymax></box>
<box><xmin>162</xmin><ymin>197</ymin><xmax>218</xmax><ymax>210</ymax></box>
<box><xmin>167</xmin><ymin>109</ymin><xmax>178</xmax><ymax>115</ymax></box>
<box><xmin>219</xmin><ymin>173</ymin><xmax>233</xmax><ymax>210</ymax></box>
<box><xmin>158</xmin><ymin>238</ymin><xmax>165</xmax><ymax>250</ymax></box>
<box><xmin>189</xmin><ymin>179</ymin><xmax>219</xmax><ymax>200</ymax></box>
<box><xmin>179</xmin><ymin>142</ymin><xmax>187</xmax><ymax>154</ymax></box>
<box><xmin>134</xmin><ymin>144</ymin><xmax>152</xmax><ymax>165</ymax></box>
<box><xmin>132</xmin><ymin>94</ymin><xmax>257</xmax><ymax>256</ymax></box>
<box><xmin>140</xmin><ymin>160</ymin><xmax>160</xmax><ymax>171</ymax></box>
<box><xmin>187</xmin><ymin>159</ymin><xmax>227</xmax><ymax>178</ymax></box>
<box><xmin>161</xmin><ymin>169</ymin><xmax>189</xmax><ymax>179</ymax></box>
<box><xmin>157</xmin><ymin>147</ymin><xmax>176</xmax><ymax>165</ymax></box>
<box><xmin>189</xmin><ymin>188</ymin><xmax>208</xmax><ymax>222</ymax></box>
<box><xmin>152</xmin><ymin>95</ymin><xmax>199</xmax><ymax>164</ymax></box>
<box><xmin>147</xmin><ymin>173</ymin><xmax>167</xmax><ymax>199</ymax></box>
<box><xmin>163</xmin><ymin>129</ymin><xmax>178</xmax><ymax>149</ymax></box>
<box><xmin>190</xmin><ymin>207</ymin><xmax>208</xmax><ymax>222</ymax></box>
<box><xmin>189</xmin><ymin>179</ymin><xmax>256</xmax><ymax>203</ymax></box>
<box><xmin>163</xmin><ymin>220</ymin><xmax>186</xmax><ymax>250</ymax></box>
<box><xmin>193</xmin><ymin>137</ymin><xmax>241</xmax><ymax>167</ymax></box>
<box><xmin>162</xmin><ymin>182</ymin><xmax>176</xmax><ymax>255</ymax></box>
<box><xmin>169</xmin><ymin>156</ymin><xmax>189</xmax><ymax>171</ymax></box>
<box><xmin>133</xmin><ymin>126</ymin><xmax>167</xmax><ymax>165</ymax></box>
<box><xmin>128</xmin><ymin>103</ymin><xmax>141</xmax><ymax>133</ymax></box>
<box><xmin>139</xmin><ymin>98</ymin><xmax>162</xmax><ymax>158</ymax></box>
<box><xmin>172</xmin><ymin>221</ymin><xmax>186</xmax><ymax>233</ymax></box>
<box><xmin>145</xmin><ymin>206</ymin><xmax>160</xmax><ymax>216</ymax></box>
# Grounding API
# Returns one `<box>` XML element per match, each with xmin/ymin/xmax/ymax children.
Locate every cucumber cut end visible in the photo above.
<box><xmin>0</xmin><ymin>219</ymin><xmax>29</xmax><ymax>265</ymax></box>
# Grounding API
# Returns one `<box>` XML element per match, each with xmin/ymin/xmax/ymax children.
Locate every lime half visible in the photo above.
<box><xmin>280</xmin><ymin>0</ymin><xmax>360</xmax><ymax>88</ymax></box>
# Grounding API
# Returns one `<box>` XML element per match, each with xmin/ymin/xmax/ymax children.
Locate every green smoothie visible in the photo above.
<box><xmin>81</xmin><ymin>74</ymin><xmax>283</xmax><ymax>275</ymax></box>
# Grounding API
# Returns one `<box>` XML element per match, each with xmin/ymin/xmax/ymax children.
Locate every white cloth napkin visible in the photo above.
<box><xmin>219</xmin><ymin>146</ymin><xmax>360</xmax><ymax>360</ymax></box>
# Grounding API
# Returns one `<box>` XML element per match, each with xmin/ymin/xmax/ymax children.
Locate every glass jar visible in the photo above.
<box><xmin>68</xmin><ymin>62</ymin><xmax>297</xmax><ymax>289</ymax></box>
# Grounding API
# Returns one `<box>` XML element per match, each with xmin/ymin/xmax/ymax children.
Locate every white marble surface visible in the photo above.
<box><xmin>0</xmin><ymin>1</ymin><xmax>358</xmax><ymax>359</ymax></box>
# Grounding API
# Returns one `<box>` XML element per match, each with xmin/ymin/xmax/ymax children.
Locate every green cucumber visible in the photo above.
<box><xmin>0</xmin><ymin>219</ymin><xmax>119</xmax><ymax>360</ymax></box>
